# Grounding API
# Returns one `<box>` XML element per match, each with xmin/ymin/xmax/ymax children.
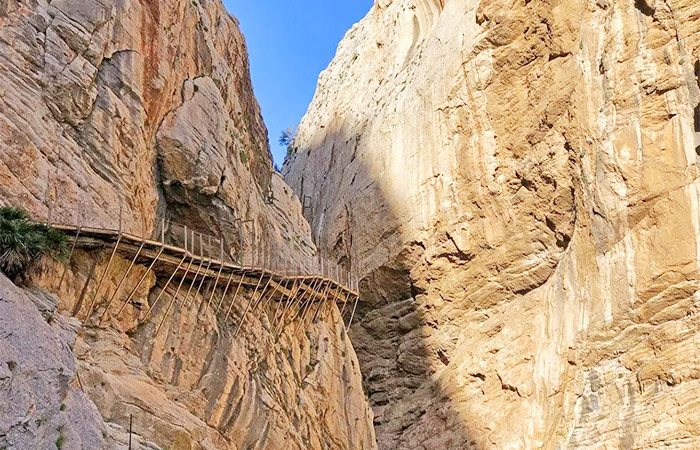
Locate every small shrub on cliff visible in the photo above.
<box><xmin>0</xmin><ymin>206</ymin><xmax>68</xmax><ymax>280</ymax></box>
<box><xmin>280</xmin><ymin>126</ymin><xmax>298</xmax><ymax>162</ymax></box>
<box><xmin>55</xmin><ymin>428</ymin><xmax>65</xmax><ymax>449</ymax></box>
<box><xmin>279</xmin><ymin>126</ymin><xmax>296</xmax><ymax>148</ymax></box>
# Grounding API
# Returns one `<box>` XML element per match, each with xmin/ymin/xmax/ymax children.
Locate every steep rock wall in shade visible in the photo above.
<box><xmin>284</xmin><ymin>0</ymin><xmax>700</xmax><ymax>448</ymax></box>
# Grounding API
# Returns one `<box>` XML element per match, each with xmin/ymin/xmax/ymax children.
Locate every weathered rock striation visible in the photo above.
<box><xmin>284</xmin><ymin>0</ymin><xmax>700</xmax><ymax>448</ymax></box>
<box><xmin>0</xmin><ymin>0</ymin><xmax>312</xmax><ymax>266</ymax></box>
<box><xmin>0</xmin><ymin>0</ymin><xmax>376</xmax><ymax>449</ymax></box>
<box><xmin>26</xmin><ymin>250</ymin><xmax>375</xmax><ymax>450</ymax></box>
<box><xmin>0</xmin><ymin>273</ymin><xmax>160</xmax><ymax>449</ymax></box>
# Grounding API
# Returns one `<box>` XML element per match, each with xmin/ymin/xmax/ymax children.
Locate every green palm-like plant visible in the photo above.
<box><xmin>0</xmin><ymin>206</ymin><xmax>30</xmax><ymax>221</ymax></box>
<box><xmin>0</xmin><ymin>206</ymin><xmax>68</xmax><ymax>279</ymax></box>
<box><xmin>42</xmin><ymin>227</ymin><xmax>69</xmax><ymax>260</ymax></box>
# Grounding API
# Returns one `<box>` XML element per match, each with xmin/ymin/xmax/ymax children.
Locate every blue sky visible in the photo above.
<box><xmin>224</xmin><ymin>0</ymin><xmax>373</xmax><ymax>166</ymax></box>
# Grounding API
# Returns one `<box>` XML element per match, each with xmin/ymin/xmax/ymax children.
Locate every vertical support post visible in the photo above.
<box><xmin>234</xmin><ymin>271</ymin><xmax>266</xmax><ymax>337</ymax></box>
<box><xmin>347</xmin><ymin>295</ymin><xmax>360</xmax><ymax>329</ymax></box>
<box><xmin>205</xmin><ymin>241</ymin><xmax>225</xmax><ymax>310</ymax></box>
<box><xmin>224</xmin><ymin>270</ymin><xmax>247</xmax><ymax>321</ymax></box>
<box><xmin>262</xmin><ymin>241</ymin><xmax>267</xmax><ymax>271</ymax></box>
<box><xmin>311</xmin><ymin>282</ymin><xmax>332</xmax><ymax>323</ymax></box>
<box><xmin>339</xmin><ymin>292</ymin><xmax>351</xmax><ymax>318</ymax></box>
<box><xmin>117</xmin><ymin>245</ymin><xmax>165</xmax><ymax>318</ymax></box>
<box><xmin>239</xmin><ymin>221</ymin><xmax>243</xmax><ymax>263</ymax></box>
<box><xmin>161</xmin><ymin>217</ymin><xmax>165</xmax><ymax>242</ymax></box>
<box><xmin>258</xmin><ymin>278</ymin><xmax>279</xmax><ymax>314</ymax></box>
<box><xmin>293</xmin><ymin>278</ymin><xmax>322</xmax><ymax>336</ymax></box>
<box><xmin>84</xmin><ymin>234</ymin><xmax>122</xmax><ymax>325</ymax></box>
<box><xmin>155</xmin><ymin>253</ymin><xmax>195</xmax><ymax>336</ymax></box>
<box><xmin>273</xmin><ymin>281</ymin><xmax>294</xmax><ymax>335</ymax></box>
<box><xmin>183</xmin><ymin>233</ymin><xmax>206</xmax><ymax>309</ymax></box>
<box><xmin>274</xmin><ymin>280</ymin><xmax>301</xmax><ymax>335</ymax></box>
<box><xmin>288</xmin><ymin>279</ymin><xmax>313</xmax><ymax>327</ymax></box>
<box><xmin>143</xmin><ymin>254</ymin><xmax>187</xmax><ymax>321</ymax></box>
<box><xmin>328</xmin><ymin>283</ymin><xmax>342</xmax><ymax>309</ymax></box>
<box><xmin>128</xmin><ymin>414</ymin><xmax>132</xmax><ymax>450</ymax></box>
<box><xmin>98</xmin><ymin>238</ymin><xmax>146</xmax><ymax>325</ymax></box>
<box><xmin>249</xmin><ymin>229</ymin><xmax>254</xmax><ymax>267</ymax></box>
<box><xmin>252</xmin><ymin>275</ymin><xmax>273</xmax><ymax>312</ymax></box>
<box><xmin>190</xmin><ymin>235</ymin><xmax>212</xmax><ymax>310</ymax></box>
<box><xmin>215</xmin><ymin>272</ymin><xmax>236</xmax><ymax>314</ymax></box>
<box><xmin>271</xmin><ymin>279</ymin><xmax>290</xmax><ymax>325</ymax></box>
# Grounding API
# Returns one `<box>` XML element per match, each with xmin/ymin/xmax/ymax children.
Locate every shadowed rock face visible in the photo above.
<box><xmin>285</xmin><ymin>0</ymin><xmax>700</xmax><ymax>448</ymax></box>
<box><xmin>0</xmin><ymin>0</ymin><xmax>376</xmax><ymax>448</ymax></box>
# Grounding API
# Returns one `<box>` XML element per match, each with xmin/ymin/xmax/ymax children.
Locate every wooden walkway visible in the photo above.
<box><xmin>52</xmin><ymin>223</ymin><xmax>360</xmax><ymax>337</ymax></box>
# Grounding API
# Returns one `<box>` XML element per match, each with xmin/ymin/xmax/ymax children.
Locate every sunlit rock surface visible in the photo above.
<box><xmin>0</xmin><ymin>0</ymin><xmax>313</xmax><ymax>267</ymax></box>
<box><xmin>0</xmin><ymin>273</ymin><xmax>156</xmax><ymax>449</ymax></box>
<box><xmin>31</xmin><ymin>250</ymin><xmax>375</xmax><ymax>450</ymax></box>
<box><xmin>284</xmin><ymin>0</ymin><xmax>700</xmax><ymax>448</ymax></box>
<box><xmin>0</xmin><ymin>0</ymin><xmax>376</xmax><ymax>448</ymax></box>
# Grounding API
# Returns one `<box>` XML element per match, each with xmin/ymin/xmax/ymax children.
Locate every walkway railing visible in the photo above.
<box><xmin>151</xmin><ymin>215</ymin><xmax>358</xmax><ymax>289</ymax></box>
<box><xmin>46</xmin><ymin>213</ymin><xmax>361</xmax><ymax>339</ymax></box>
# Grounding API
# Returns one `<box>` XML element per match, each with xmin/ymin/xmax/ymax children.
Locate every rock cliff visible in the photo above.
<box><xmin>0</xmin><ymin>0</ymin><xmax>312</xmax><ymax>266</ymax></box>
<box><xmin>284</xmin><ymin>0</ymin><xmax>700</xmax><ymax>448</ymax></box>
<box><xmin>0</xmin><ymin>0</ymin><xmax>375</xmax><ymax>449</ymax></box>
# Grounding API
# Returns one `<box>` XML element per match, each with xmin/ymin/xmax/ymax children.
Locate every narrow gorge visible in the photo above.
<box><xmin>0</xmin><ymin>1</ymin><xmax>373</xmax><ymax>449</ymax></box>
<box><xmin>283</xmin><ymin>0</ymin><xmax>700</xmax><ymax>448</ymax></box>
<box><xmin>3</xmin><ymin>0</ymin><xmax>700</xmax><ymax>449</ymax></box>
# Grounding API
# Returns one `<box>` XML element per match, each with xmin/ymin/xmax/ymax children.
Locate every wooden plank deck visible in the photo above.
<box><xmin>52</xmin><ymin>224</ymin><xmax>359</xmax><ymax>304</ymax></box>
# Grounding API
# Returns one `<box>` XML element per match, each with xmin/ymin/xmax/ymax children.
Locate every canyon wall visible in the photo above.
<box><xmin>0</xmin><ymin>0</ymin><xmax>313</xmax><ymax>266</ymax></box>
<box><xmin>2</xmin><ymin>254</ymin><xmax>376</xmax><ymax>450</ymax></box>
<box><xmin>0</xmin><ymin>0</ymin><xmax>375</xmax><ymax>448</ymax></box>
<box><xmin>284</xmin><ymin>0</ymin><xmax>700</xmax><ymax>448</ymax></box>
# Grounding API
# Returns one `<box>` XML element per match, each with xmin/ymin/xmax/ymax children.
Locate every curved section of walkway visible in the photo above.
<box><xmin>50</xmin><ymin>222</ymin><xmax>361</xmax><ymax>336</ymax></box>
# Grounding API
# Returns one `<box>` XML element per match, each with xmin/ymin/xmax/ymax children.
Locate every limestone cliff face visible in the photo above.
<box><xmin>0</xmin><ymin>274</ymin><xmax>153</xmax><ymax>450</ymax></box>
<box><xmin>2</xmin><ymin>255</ymin><xmax>376</xmax><ymax>450</ymax></box>
<box><xmin>0</xmin><ymin>0</ymin><xmax>375</xmax><ymax>449</ymax></box>
<box><xmin>0</xmin><ymin>0</ymin><xmax>312</xmax><ymax>266</ymax></box>
<box><xmin>23</xmin><ymin>252</ymin><xmax>376</xmax><ymax>450</ymax></box>
<box><xmin>285</xmin><ymin>0</ymin><xmax>700</xmax><ymax>448</ymax></box>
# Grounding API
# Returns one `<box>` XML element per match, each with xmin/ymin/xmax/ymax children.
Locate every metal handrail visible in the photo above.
<box><xmin>47</xmin><ymin>220</ymin><xmax>360</xmax><ymax>294</ymax></box>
